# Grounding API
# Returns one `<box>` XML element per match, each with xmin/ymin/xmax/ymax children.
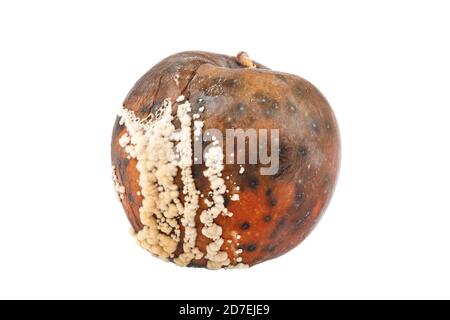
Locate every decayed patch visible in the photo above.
<box><xmin>116</xmin><ymin>96</ymin><xmax>247</xmax><ymax>269</ymax></box>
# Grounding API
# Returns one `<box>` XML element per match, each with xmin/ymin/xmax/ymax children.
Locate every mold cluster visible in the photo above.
<box><xmin>116</xmin><ymin>96</ymin><xmax>248</xmax><ymax>269</ymax></box>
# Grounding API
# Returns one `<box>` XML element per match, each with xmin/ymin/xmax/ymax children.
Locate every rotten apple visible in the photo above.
<box><xmin>111</xmin><ymin>51</ymin><xmax>340</xmax><ymax>269</ymax></box>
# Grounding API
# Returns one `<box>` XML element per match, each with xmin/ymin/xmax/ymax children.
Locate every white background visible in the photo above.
<box><xmin>0</xmin><ymin>0</ymin><xmax>449</xmax><ymax>300</ymax></box>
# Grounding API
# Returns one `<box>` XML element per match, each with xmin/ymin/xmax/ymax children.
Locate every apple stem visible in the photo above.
<box><xmin>236</xmin><ymin>52</ymin><xmax>256</xmax><ymax>69</ymax></box>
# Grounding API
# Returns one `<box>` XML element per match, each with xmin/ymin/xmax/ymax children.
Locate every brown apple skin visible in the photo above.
<box><xmin>111</xmin><ymin>51</ymin><xmax>340</xmax><ymax>267</ymax></box>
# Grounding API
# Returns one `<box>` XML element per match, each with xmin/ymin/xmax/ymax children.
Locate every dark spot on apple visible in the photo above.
<box><xmin>265</xmin><ymin>186</ymin><xmax>278</xmax><ymax>207</ymax></box>
<box><xmin>254</xmin><ymin>93</ymin><xmax>275</xmax><ymax>117</ymax></box>
<box><xmin>192</xmin><ymin>165</ymin><xmax>202</xmax><ymax>179</ymax></box>
<box><xmin>270</xmin><ymin>218</ymin><xmax>286</xmax><ymax>238</ymax></box>
<box><xmin>223</xmin><ymin>195</ymin><xmax>229</xmax><ymax>207</ymax></box>
<box><xmin>127</xmin><ymin>192</ymin><xmax>138</xmax><ymax>206</ymax></box>
<box><xmin>288</xmin><ymin>104</ymin><xmax>297</xmax><ymax>113</ymax></box>
<box><xmin>295</xmin><ymin>208</ymin><xmax>312</xmax><ymax>227</ymax></box>
<box><xmin>264</xmin><ymin>215</ymin><xmax>272</xmax><ymax>222</ymax></box>
<box><xmin>260</xmin><ymin>95</ymin><xmax>269</xmax><ymax>104</ymax></box>
<box><xmin>294</xmin><ymin>192</ymin><xmax>304</xmax><ymax>209</ymax></box>
<box><xmin>269</xmin><ymin>198</ymin><xmax>277</xmax><ymax>207</ymax></box>
<box><xmin>298</xmin><ymin>146</ymin><xmax>308</xmax><ymax>157</ymax></box>
<box><xmin>245</xmin><ymin>244</ymin><xmax>257</xmax><ymax>252</ymax></box>
<box><xmin>247</xmin><ymin>175</ymin><xmax>259</xmax><ymax>189</ymax></box>
<box><xmin>264</xmin><ymin>244</ymin><xmax>277</xmax><ymax>252</ymax></box>
<box><xmin>240</xmin><ymin>222</ymin><xmax>250</xmax><ymax>230</ymax></box>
